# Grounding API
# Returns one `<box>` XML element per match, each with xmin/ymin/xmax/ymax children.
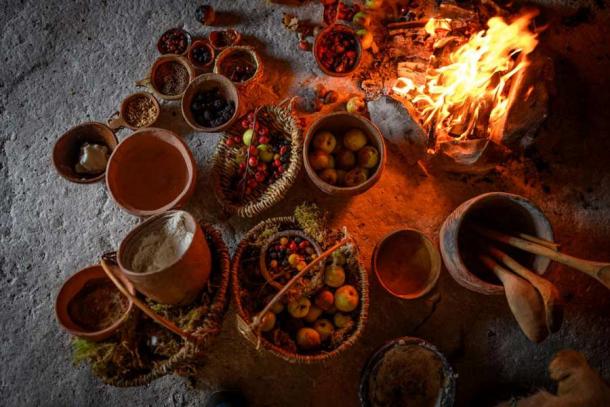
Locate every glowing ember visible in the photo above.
<box><xmin>393</xmin><ymin>11</ymin><xmax>539</xmax><ymax>146</ymax></box>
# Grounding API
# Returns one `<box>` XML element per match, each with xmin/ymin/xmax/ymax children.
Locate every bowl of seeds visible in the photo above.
<box><xmin>136</xmin><ymin>55</ymin><xmax>195</xmax><ymax>101</ymax></box>
<box><xmin>107</xmin><ymin>92</ymin><xmax>160</xmax><ymax>130</ymax></box>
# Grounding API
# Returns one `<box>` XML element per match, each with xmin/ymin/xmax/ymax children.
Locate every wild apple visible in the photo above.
<box><xmin>296</xmin><ymin>327</ymin><xmax>321</xmax><ymax>350</ymax></box>
<box><xmin>315</xmin><ymin>289</ymin><xmax>335</xmax><ymax>311</ymax></box>
<box><xmin>332</xmin><ymin>251</ymin><xmax>347</xmax><ymax>266</ymax></box>
<box><xmin>271</xmin><ymin>301</ymin><xmax>285</xmax><ymax>314</ymax></box>
<box><xmin>260</xmin><ymin>311</ymin><xmax>276</xmax><ymax>332</ymax></box>
<box><xmin>335</xmin><ymin>285</ymin><xmax>359</xmax><ymax>312</ymax></box>
<box><xmin>304</xmin><ymin>306</ymin><xmax>323</xmax><ymax>323</ymax></box>
<box><xmin>352</xmin><ymin>11</ymin><xmax>371</xmax><ymax>27</ymax></box>
<box><xmin>319</xmin><ymin>168</ymin><xmax>338</xmax><ymax>185</ymax></box>
<box><xmin>312</xmin><ymin>130</ymin><xmax>337</xmax><ymax>153</ymax></box>
<box><xmin>313</xmin><ymin>319</ymin><xmax>335</xmax><ymax>341</ymax></box>
<box><xmin>309</xmin><ymin>150</ymin><xmax>333</xmax><ymax>171</ymax></box>
<box><xmin>242</xmin><ymin>128</ymin><xmax>254</xmax><ymax>146</ymax></box>
<box><xmin>346</xmin><ymin>96</ymin><xmax>366</xmax><ymax>114</ymax></box>
<box><xmin>365</xmin><ymin>0</ymin><xmax>383</xmax><ymax>9</ymax></box>
<box><xmin>333</xmin><ymin>313</ymin><xmax>353</xmax><ymax>328</ymax></box>
<box><xmin>356</xmin><ymin>29</ymin><xmax>374</xmax><ymax>50</ymax></box>
<box><xmin>357</xmin><ymin>145</ymin><xmax>379</xmax><ymax>168</ymax></box>
<box><xmin>257</xmin><ymin>144</ymin><xmax>274</xmax><ymax>162</ymax></box>
<box><xmin>344</xmin><ymin>168</ymin><xmax>369</xmax><ymax>187</ymax></box>
<box><xmin>336</xmin><ymin>169</ymin><xmax>347</xmax><ymax>186</ymax></box>
<box><xmin>324</xmin><ymin>265</ymin><xmax>346</xmax><ymax>288</ymax></box>
<box><xmin>335</xmin><ymin>149</ymin><xmax>356</xmax><ymax>170</ymax></box>
<box><xmin>288</xmin><ymin>297</ymin><xmax>311</xmax><ymax>318</ymax></box>
<box><xmin>343</xmin><ymin>128</ymin><xmax>368</xmax><ymax>151</ymax></box>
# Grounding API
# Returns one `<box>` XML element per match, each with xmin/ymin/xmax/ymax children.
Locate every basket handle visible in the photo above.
<box><xmin>99</xmin><ymin>255</ymin><xmax>198</xmax><ymax>343</ymax></box>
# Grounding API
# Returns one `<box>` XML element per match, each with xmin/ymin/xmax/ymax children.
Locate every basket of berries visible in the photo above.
<box><xmin>212</xmin><ymin>102</ymin><xmax>302</xmax><ymax>217</ymax></box>
<box><xmin>231</xmin><ymin>203</ymin><xmax>369</xmax><ymax>363</ymax></box>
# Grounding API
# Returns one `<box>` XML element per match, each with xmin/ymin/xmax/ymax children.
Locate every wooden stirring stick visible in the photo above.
<box><xmin>488</xmin><ymin>246</ymin><xmax>563</xmax><ymax>333</ymax></box>
<box><xmin>518</xmin><ymin>233</ymin><xmax>560</xmax><ymax>251</ymax></box>
<box><xmin>480</xmin><ymin>254</ymin><xmax>548</xmax><ymax>343</ymax></box>
<box><xmin>100</xmin><ymin>259</ymin><xmax>198</xmax><ymax>343</ymax></box>
<box><xmin>473</xmin><ymin>225</ymin><xmax>610</xmax><ymax>290</ymax></box>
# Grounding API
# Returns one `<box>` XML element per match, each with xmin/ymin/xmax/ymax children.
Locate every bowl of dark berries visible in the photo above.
<box><xmin>188</xmin><ymin>39</ymin><xmax>215</xmax><ymax>70</ymax></box>
<box><xmin>181</xmin><ymin>73</ymin><xmax>240</xmax><ymax>132</ymax></box>
<box><xmin>214</xmin><ymin>46</ymin><xmax>262</xmax><ymax>87</ymax></box>
<box><xmin>212</xmin><ymin>103</ymin><xmax>302</xmax><ymax>217</ymax></box>
<box><xmin>157</xmin><ymin>28</ymin><xmax>191</xmax><ymax>56</ymax></box>
<box><xmin>313</xmin><ymin>24</ymin><xmax>362</xmax><ymax>77</ymax></box>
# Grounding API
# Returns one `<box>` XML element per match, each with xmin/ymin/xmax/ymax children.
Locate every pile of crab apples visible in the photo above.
<box><xmin>259</xmin><ymin>251</ymin><xmax>360</xmax><ymax>351</ymax></box>
<box><xmin>308</xmin><ymin>127</ymin><xmax>379</xmax><ymax>187</ymax></box>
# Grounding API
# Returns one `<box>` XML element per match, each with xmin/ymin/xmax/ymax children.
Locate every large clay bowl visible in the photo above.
<box><xmin>440</xmin><ymin>192</ymin><xmax>554</xmax><ymax>295</ymax></box>
<box><xmin>55</xmin><ymin>265</ymin><xmax>135</xmax><ymax>341</ymax></box>
<box><xmin>105</xmin><ymin>128</ymin><xmax>196</xmax><ymax>216</ymax></box>
<box><xmin>52</xmin><ymin>122</ymin><xmax>118</xmax><ymax>184</ymax></box>
<box><xmin>304</xmin><ymin>112</ymin><xmax>386</xmax><ymax>196</ymax></box>
<box><xmin>372</xmin><ymin>229</ymin><xmax>441</xmax><ymax>300</ymax></box>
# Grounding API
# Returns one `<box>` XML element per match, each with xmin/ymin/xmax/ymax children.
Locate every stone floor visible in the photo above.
<box><xmin>1</xmin><ymin>0</ymin><xmax>609</xmax><ymax>406</ymax></box>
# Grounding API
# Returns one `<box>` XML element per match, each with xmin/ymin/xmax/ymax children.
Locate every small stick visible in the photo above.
<box><xmin>100</xmin><ymin>259</ymin><xmax>198</xmax><ymax>342</ymax></box>
<box><xmin>518</xmin><ymin>233</ymin><xmax>559</xmax><ymax>250</ymax></box>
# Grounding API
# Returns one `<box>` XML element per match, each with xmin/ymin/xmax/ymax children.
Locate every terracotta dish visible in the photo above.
<box><xmin>136</xmin><ymin>54</ymin><xmax>195</xmax><ymax>101</ymax></box>
<box><xmin>55</xmin><ymin>265</ymin><xmax>134</xmax><ymax>341</ymax></box>
<box><xmin>373</xmin><ymin>229</ymin><xmax>441</xmax><ymax>300</ymax></box>
<box><xmin>213</xmin><ymin>46</ymin><xmax>262</xmax><ymax>87</ymax></box>
<box><xmin>107</xmin><ymin>92</ymin><xmax>160</xmax><ymax>130</ymax></box>
<box><xmin>187</xmin><ymin>39</ymin><xmax>216</xmax><ymax>70</ymax></box>
<box><xmin>313</xmin><ymin>24</ymin><xmax>362</xmax><ymax>77</ymax></box>
<box><xmin>105</xmin><ymin>128</ymin><xmax>196</xmax><ymax>216</ymax></box>
<box><xmin>52</xmin><ymin>122</ymin><xmax>118</xmax><ymax>184</ymax></box>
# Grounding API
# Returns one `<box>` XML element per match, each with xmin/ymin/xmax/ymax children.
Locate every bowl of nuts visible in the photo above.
<box><xmin>304</xmin><ymin>112</ymin><xmax>386</xmax><ymax>196</ymax></box>
<box><xmin>313</xmin><ymin>24</ymin><xmax>362</xmax><ymax>77</ymax></box>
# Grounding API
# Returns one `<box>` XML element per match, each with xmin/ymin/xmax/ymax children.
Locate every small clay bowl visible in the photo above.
<box><xmin>214</xmin><ymin>46</ymin><xmax>262</xmax><ymax>87</ymax></box>
<box><xmin>106</xmin><ymin>128</ymin><xmax>196</xmax><ymax>216</ymax></box>
<box><xmin>187</xmin><ymin>39</ymin><xmax>216</xmax><ymax>70</ymax></box>
<box><xmin>157</xmin><ymin>28</ymin><xmax>192</xmax><ymax>56</ymax></box>
<box><xmin>304</xmin><ymin>112</ymin><xmax>386</xmax><ymax>196</ymax></box>
<box><xmin>440</xmin><ymin>192</ymin><xmax>554</xmax><ymax>295</ymax></box>
<box><xmin>373</xmin><ymin>229</ymin><xmax>441</xmax><ymax>300</ymax></box>
<box><xmin>136</xmin><ymin>54</ymin><xmax>195</xmax><ymax>101</ymax></box>
<box><xmin>52</xmin><ymin>122</ymin><xmax>118</xmax><ymax>184</ymax></box>
<box><xmin>313</xmin><ymin>24</ymin><xmax>362</xmax><ymax>77</ymax></box>
<box><xmin>107</xmin><ymin>92</ymin><xmax>160</xmax><ymax>130</ymax></box>
<box><xmin>359</xmin><ymin>337</ymin><xmax>456</xmax><ymax>407</ymax></box>
<box><xmin>209</xmin><ymin>29</ymin><xmax>241</xmax><ymax>50</ymax></box>
<box><xmin>55</xmin><ymin>265</ymin><xmax>135</xmax><ymax>341</ymax></box>
<box><xmin>181</xmin><ymin>73</ymin><xmax>240</xmax><ymax>132</ymax></box>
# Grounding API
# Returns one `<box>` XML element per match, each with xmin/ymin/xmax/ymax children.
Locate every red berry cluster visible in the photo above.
<box><xmin>157</xmin><ymin>28</ymin><xmax>189</xmax><ymax>55</ymax></box>
<box><xmin>316</xmin><ymin>29</ymin><xmax>359</xmax><ymax>74</ymax></box>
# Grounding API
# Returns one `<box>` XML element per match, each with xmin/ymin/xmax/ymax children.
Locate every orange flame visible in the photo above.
<box><xmin>393</xmin><ymin>11</ymin><xmax>539</xmax><ymax>142</ymax></box>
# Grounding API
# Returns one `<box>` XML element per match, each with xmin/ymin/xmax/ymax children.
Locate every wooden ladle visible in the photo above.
<box><xmin>480</xmin><ymin>254</ymin><xmax>548</xmax><ymax>343</ymax></box>
<box><xmin>488</xmin><ymin>246</ymin><xmax>563</xmax><ymax>334</ymax></box>
<box><xmin>474</xmin><ymin>225</ymin><xmax>610</xmax><ymax>290</ymax></box>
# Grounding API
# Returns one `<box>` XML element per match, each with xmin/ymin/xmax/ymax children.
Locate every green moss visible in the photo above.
<box><xmin>294</xmin><ymin>202</ymin><xmax>329</xmax><ymax>244</ymax></box>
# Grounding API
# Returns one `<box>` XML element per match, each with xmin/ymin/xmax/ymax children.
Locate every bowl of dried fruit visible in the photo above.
<box><xmin>181</xmin><ymin>73</ymin><xmax>240</xmax><ymax>132</ymax></box>
<box><xmin>304</xmin><ymin>112</ymin><xmax>386</xmax><ymax>196</ymax></box>
<box><xmin>214</xmin><ymin>46</ymin><xmax>262</xmax><ymax>87</ymax></box>
<box><xmin>212</xmin><ymin>102</ymin><xmax>302</xmax><ymax>217</ymax></box>
<box><xmin>232</xmin><ymin>203</ymin><xmax>369</xmax><ymax>363</ymax></box>
<box><xmin>313</xmin><ymin>24</ymin><xmax>362</xmax><ymax>77</ymax></box>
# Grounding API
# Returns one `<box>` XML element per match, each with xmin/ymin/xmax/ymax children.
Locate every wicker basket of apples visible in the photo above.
<box><xmin>212</xmin><ymin>102</ymin><xmax>302</xmax><ymax>217</ymax></box>
<box><xmin>231</xmin><ymin>204</ymin><xmax>368</xmax><ymax>363</ymax></box>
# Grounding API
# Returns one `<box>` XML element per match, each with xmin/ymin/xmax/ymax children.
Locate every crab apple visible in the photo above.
<box><xmin>343</xmin><ymin>128</ymin><xmax>368</xmax><ymax>151</ymax></box>
<box><xmin>352</xmin><ymin>11</ymin><xmax>371</xmax><ymax>26</ymax></box>
<box><xmin>335</xmin><ymin>149</ymin><xmax>356</xmax><ymax>170</ymax></box>
<box><xmin>242</xmin><ymin>128</ymin><xmax>254</xmax><ymax>146</ymax></box>
<box><xmin>333</xmin><ymin>313</ymin><xmax>353</xmax><ymax>328</ymax></box>
<box><xmin>336</xmin><ymin>169</ymin><xmax>347</xmax><ymax>186</ymax></box>
<box><xmin>346</xmin><ymin>96</ymin><xmax>367</xmax><ymax>114</ymax></box>
<box><xmin>313</xmin><ymin>319</ymin><xmax>335</xmax><ymax>341</ymax></box>
<box><xmin>344</xmin><ymin>167</ymin><xmax>368</xmax><ymax>187</ymax></box>
<box><xmin>259</xmin><ymin>311</ymin><xmax>276</xmax><ymax>332</ymax></box>
<box><xmin>357</xmin><ymin>145</ymin><xmax>379</xmax><ymax>168</ymax></box>
<box><xmin>335</xmin><ymin>285</ymin><xmax>360</xmax><ymax>312</ymax></box>
<box><xmin>257</xmin><ymin>144</ymin><xmax>274</xmax><ymax>162</ymax></box>
<box><xmin>318</xmin><ymin>168</ymin><xmax>338</xmax><ymax>185</ymax></box>
<box><xmin>287</xmin><ymin>297</ymin><xmax>311</xmax><ymax>318</ymax></box>
<box><xmin>324</xmin><ymin>265</ymin><xmax>346</xmax><ymax>288</ymax></box>
<box><xmin>365</xmin><ymin>0</ymin><xmax>383</xmax><ymax>9</ymax></box>
<box><xmin>309</xmin><ymin>150</ymin><xmax>333</xmax><ymax>171</ymax></box>
<box><xmin>356</xmin><ymin>29</ymin><xmax>374</xmax><ymax>50</ymax></box>
<box><xmin>315</xmin><ymin>289</ymin><xmax>335</xmax><ymax>311</ymax></box>
<box><xmin>312</xmin><ymin>130</ymin><xmax>337</xmax><ymax>153</ymax></box>
<box><xmin>304</xmin><ymin>306</ymin><xmax>323</xmax><ymax>323</ymax></box>
<box><xmin>271</xmin><ymin>301</ymin><xmax>285</xmax><ymax>314</ymax></box>
<box><xmin>296</xmin><ymin>327</ymin><xmax>321</xmax><ymax>350</ymax></box>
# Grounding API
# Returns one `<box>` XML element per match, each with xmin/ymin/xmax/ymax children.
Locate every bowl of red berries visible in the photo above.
<box><xmin>212</xmin><ymin>103</ymin><xmax>302</xmax><ymax>217</ymax></box>
<box><xmin>313</xmin><ymin>24</ymin><xmax>362</xmax><ymax>77</ymax></box>
<box><xmin>157</xmin><ymin>28</ymin><xmax>192</xmax><ymax>56</ymax></box>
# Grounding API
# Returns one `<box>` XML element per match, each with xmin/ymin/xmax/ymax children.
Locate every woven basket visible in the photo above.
<box><xmin>212</xmin><ymin>103</ymin><xmax>302</xmax><ymax>218</ymax></box>
<box><xmin>93</xmin><ymin>224</ymin><xmax>231</xmax><ymax>387</ymax></box>
<box><xmin>231</xmin><ymin>216</ymin><xmax>369</xmax><ymax>363</ymax></box>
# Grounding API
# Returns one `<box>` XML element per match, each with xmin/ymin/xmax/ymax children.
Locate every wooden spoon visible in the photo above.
<box><xmin>480</xmin><ymin>254</ymin><xmax>548</xmax><ymax>343</ymax></box>
<box><xmin>488</xmin><ymin>246</ymin><xmax>563</xmax><ymax>333</ymax></box>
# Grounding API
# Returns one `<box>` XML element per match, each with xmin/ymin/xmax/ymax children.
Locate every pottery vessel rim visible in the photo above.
<box><xmin>373</xmin><ymin>228</ymin><xmax>441</xmax><ymax>300</ymax></box>
<box><xmin>187</xmin><ymin>39</ymin><xmax>216</xmax><ymax>68</ymax></box>
<box><xmin>156</xmin><ymin>27</ymin><xmax>192</xmax><ymax>56</ymax></box>
<box><xmin>115</xmin><ymin>92</ymin><xmax>161</xmax><ymax>130</ymax></box>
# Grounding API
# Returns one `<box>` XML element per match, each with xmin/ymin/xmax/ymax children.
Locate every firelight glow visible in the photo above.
<box><xmin>393</xmin><ymin>11</ymin><xmax>539</xmax><ymax>142</ymax></box>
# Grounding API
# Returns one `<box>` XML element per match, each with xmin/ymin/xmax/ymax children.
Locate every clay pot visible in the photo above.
<box><xmin>156</xmin><ymin>28</ymin><xmax>192</xmax><ymax>56</ymax></box>
<box><xmin>181</xmin><ymin>73</ymin><xmax>240</xmax><ymax>132</ymax></box>
<box><xmin>136</xmin><ymin>54</ymin><xmax>195</xmax><ymax>101</ymax></box>
<box><xmin>373</xmin><ymin>229</ymin><xmax>441</xmax><ymax>300</ymax></box>
<box><xmin>440</xmin><ymin>192</ymin><xmax>554</xmax><ymax>295</ymax></box>
<box><xmin>52</xmin><ymin>122</ymin><xmax>118</xmax><ymax>184</ymax></box>
<box><xmin>55</xmin><ymin>265</ymin><xmax>135</xmax><ymax>341</ymax></box>
<box><xmin>117</xmin><ymin>210</ymin><xmax>212</xmax><ymax>305</ymax></box>
<box><xmin>313</xmin><ymin>24</ymin><xmax>362</xmax><ymax>77</ymax></box>
<box><xmin>209</xmin><ymin>29</ymin><xmax>241</xmax><ymax>50</ymax></box>
<box><xmin>304</xmin><ymin>112</ymin><xmax>386</xmax><ymax>196</ymax></box>
<box><xmin>359</xmin><ymin>337</ymin><xmax>456</xmax><ymax>407</ymax></box>
<box><xmin>107</xmin><ymin>92</ymin><xmax>160</xmax><ymax>130</ymax></box>
<box><xmin>187</xmin><ymin>39</ymin><xmax>216</xmax><ymax>70</ymax></box>
<box><xmin>213</xmin><ymin>46</ymin><xmax>263</xmax><ymax>87</ymax></box>
<box><xmin>105</xmin><ymin>128</ymin><xmax>196</xmax><ymax>216</ymax></box>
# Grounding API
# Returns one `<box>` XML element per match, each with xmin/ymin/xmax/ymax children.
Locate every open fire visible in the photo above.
<box><xmin>392</xmin><ymin>11</ymin><xmax>540</xmax><ymax>152</ymax></box>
